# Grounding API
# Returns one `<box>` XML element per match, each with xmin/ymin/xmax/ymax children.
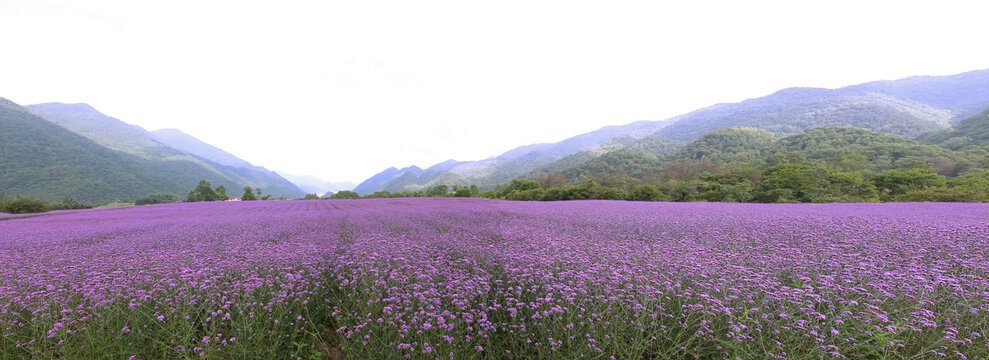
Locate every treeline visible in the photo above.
<box><xmin>134</xmin><ymin>180</ymin><xmax>277</xmax><ymax>205</ymax></box>
<box><xmin>499</xmin><ymin>154</ymin><xmax>989</xmax><ymax>203</ymax></box>
<box><xmin>492</xmin><ymin>126</ymin><xmax>989</xmax><ymax>203</ymax></box>
<box><xmin>315</xmin><ymin>153</ymin><xmax>988</xmax><ymax>203</ymax></box>
<box><xmin>0</xmin><ymin>197</ymin><xmax>92</xmax><ymax>214</ymax></box>
<box><xmin>314</xmin><ymin>184</ymin><xmax>482</xmax><ymax>200</ymax></box>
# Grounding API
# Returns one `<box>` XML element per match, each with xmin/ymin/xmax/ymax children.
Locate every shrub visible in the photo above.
<box><xmin>1</xmin><ymin>198</ymin><xmax>50</xmax><ymax>214</ymax></box>
<box><xmin>630</xmin><ymin>184</ymin><xmax>669</xmax><ymax>201</ymax></box>
<box><xmin>135</xmin><ymin>194</ymin><xmax>180</xmax><ymax>205</ymax></box>
<box><xmin>49</xmin><ymin>197</ymin><xmax>92</xmax><ymax>210</ymax></box>
<box><xmin>894</xmin><ymin>187</ymin><xmax>987</xmax><ymax>202</ymax></box>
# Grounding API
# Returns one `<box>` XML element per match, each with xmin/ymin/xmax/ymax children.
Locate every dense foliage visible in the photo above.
<box><xmin>1</xmin><ymin>200</ymin><xmax>987</xmax><ymax>359</ymax></box>
<box><xmin>653</xmin><ymin>88</ymin><xmax>953</xmax><ymax>141</ymax></box>
<box><xmin>134</xmin><ymin>193</ymin><xmax>180</xmax><ymax>205</ymax></box>
<box><xmin>473</xmin><ymin>125</ymin><xmax>988</xmax><ymax>203</ymax></box>
<box><xmin>0</xmin><ymin>197</ymin><xmax>93</xmax><ymax>214</ymax></box>
<box><xmin>26</xmin><ymin>103</ymin><xmax>306</xmax><ymax>199</ymax></box>
<box><xmin>0</xmin><ymin>98</ymin><xmax>192</xmax><ymax>203</ymax></box>
<box><xmin>919</xmin><ymin>107</ymin><xmax>989</xmax><ymax>150</ymax></box>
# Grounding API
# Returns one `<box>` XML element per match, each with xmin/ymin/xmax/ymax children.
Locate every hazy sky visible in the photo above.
<box><xmin>2</xmin><ymin>1</ymin><xmax>987</xmax><ymax>183</ymax></box>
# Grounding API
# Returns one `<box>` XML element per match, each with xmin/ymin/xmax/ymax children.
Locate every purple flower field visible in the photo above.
<box><xmin>1</xmin><ymin>199</ymin><xmax>987</xmax><ymax>359</ymax></box>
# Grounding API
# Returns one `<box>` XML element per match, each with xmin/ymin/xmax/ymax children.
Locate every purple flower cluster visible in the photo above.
<box><xmin>1</xmin><ymin>199</ymin><xmax>987</xmax><ymax>358</ymax></box>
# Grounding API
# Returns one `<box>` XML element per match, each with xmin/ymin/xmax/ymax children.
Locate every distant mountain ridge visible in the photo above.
<box><xmin>275</xmin><ymin>171</ymin><xmax>356</xmax><ymax>195</ymax></box>
<box><xmin>18</xmin><ymin>102</ymin><xmax>305</xmax><ymax>200</ymax></box>
<box><xmin>2</xmin><ymin>98</ymin><xmax>186</xmax><ymax>203</ymax></box>
<box><xmin>354</xmin><ymin>68</ymin><xmax>989</xmax><ymax>194</ymax></box>
<box><xmin>150</xmin><ymin>128</ymin><xmax>255</xmax><ymax>169</ymax></box>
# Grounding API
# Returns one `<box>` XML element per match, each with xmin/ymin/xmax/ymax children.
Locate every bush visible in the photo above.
<box><xmin>596</xmin><ymin>186</ymin><xmax>628</xmax><ymax>200</ymax></box>
<box><xmin>49</xmin><ymin>197</ymin><xmax>92</xmax><ymax>210</ymax></box>
<box><xmin>478</xmin><ymin>190</ymin><xmax>501</xmax><ymax>199</ymax></box>
<box><xmin>453</xmin><ymin>188</ymin><xmax>473</xmax><ymax>197</ymax></box>
<box><xmin>329</xmin><ymin>191</ymin><xmax>361</xmax><ymax>199</ymax></box>
<box><xmin>894</xmin><ymin>187</ymin><xmax>987</xmax><ymax>202</ymax></box>
<box><xmin>1</xmin><ymin>198</ymin><xmax>50</xmax><ymax>214</ymax></box>
<box><xmin>630</xmin><ymin>185</ymin><xmax>669</xmax><ymax>201</ymax></box>
<box><xmin>135</xmin><ymin>194</ymin><xmax>180</xmax><ymax>205</ymax></box>
<box><xmin>506</xmin><ymin>188</ymin><xmax>545</xmax><ymax>201</ymax></box>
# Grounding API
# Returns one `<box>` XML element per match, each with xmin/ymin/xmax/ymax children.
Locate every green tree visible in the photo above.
<box><xmin>871</xmin><ymin>168</ymin><xmax>947</xmax><ymax>200</ymax></box>
<box><xmin>135</xmin><ymin>194</ymin><xmax>180</xmax><ymax>205</ymax></box>
<box><xmin>757</xmin><ymin>163</ymin><xmax>814</xmax><ymax>202</ymax></box>
<box><xmin>426</xmin><ymin>185</ymin><xmax>449</xmax><ymax>196</ymax></box>
<box><xmin>329</xmin><ymin>190</ymin><xmax>361</xmax><ymax>199</ymax></box>
<box><xmin>0</xmin><ymin>198</ymin><xmax>50</xmax><ymax>214</ymax></box>
<box><xmin>186</xmin><ymin>180</ymin><xmax>220</xmax><ymax>202</ymax></box>
<box><xmin>454</xmin><ymin>187</ymin><xmax>473</xmax><ymax>197</ymax></box>
<box><xmin>503</xmin><ymin>179</ymin><xmax>541</xmax><ymax>197</ymax></box>
<box><xmin>303</xmin><ymin>193</ymin><xmax>320</xmax><ymax>200</ymax></box>
<box><xmin>895</xmin><ymin>187</ymin><xmax>986</xmax><ymax>202</ymax></box>
<box><xmin>506</xmin><ymin>188</ymin><xmax>545</xmax><ymax>201</ymax></box>
<box><xmin>826</xmin><ymin>153</ymin><xmax>869</xmax><ymax>172</ymax></box>
<box><xmin>807</xmin><ymin>169</ymin><xmax>879</xmax><ymax>203</ymax></box>
<box><xmin>241</xmin><ymin>186</ymin><xmax>258</xmax><ymax>201</ymax></box>
<box><xmin>215</xmin><ymin>185</ymin><xmax>228</xmax><ymax>199</ymax></box>
<box><xmin>949</xmin><ymin>169</ymin><xmax>989</xmax><ymax>199</ymax></box>
<box><xmin>50</xmin><ymin>197</ymin><xmax>92</xmax><ymax>210</ymax></box>
<box><xmin>630</xmin><ymin>184</ymin><xmax>668</xmax><ymax>201</ymax></box>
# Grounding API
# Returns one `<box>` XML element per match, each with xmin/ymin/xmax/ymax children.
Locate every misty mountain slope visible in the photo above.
<box><xmin>352</xmin><ymin>166</ymin><xmax>424</xmax><ymax>195</ymax></box>
<box><xmin>654</xmin><ymin>70</ymin><xmax>989</xmax><ymax>142</ymax></box>
<box><xmin>378</xmin><ymin>160</ymin><xmax>468</xmax><ymax>193</ymax></box>
<box><xmin>659</xmin><ymin>126</ymin><xmax>965</xmax><ymax>174</ymax></box>
<box><xmin>847</xmin><ymin>69</ymin><xmax>989</xmax><ymax>121</ymax></box>
<box><xmin>1</xmin><ymin>98</ymin><xmax>187</xmax><ymax>203</ymax></box>
<box><xmin>27</xmin><ymin>103</ymin><xmax>189</xmax><ymax>159</ymax></box>
<box><xmin>276</xmin><ymin>171</ymin><xmax>357</xmax><ymax>194</ymax></box>
<box><xmin>489</xmin><ymin>120</ymin><xmax>673</xmax><ymax>161</ymax></box>
<box><xmin>665</xmin><ymin>127</ymin><xmax>781</xmax><ymax>164</ymax></box>
<box><xmin>777</xmin><ymin>127</ymin><xmax>963</xmax><ymax>172</ymax></box>
<box><xmin>526</xmin><ymin>135</ymin><xmax>683</xmax><ymax>178</ymax></box>
<box><xmin>145</xmin><ymin>128</ymin><xmax>305</xmax><ymax>197</ymax></box>
<box><xmin>356</xmin><ymin>68</ymin><xmax>989</xmax><ymax>193</ymax></box>
<box><xmin>550</xmin><ymin>136</ymin><xmax>686</xmax><ymax>181</ymax></box>
<box><xmin>25</xmin><ymin>103</ymin><xmax>304</xmax><ymax>198</ymax></box>
<box><xmin>150</xmin><ymin>128</ymin><xmax>254</xmax><ymax>169</ymax></box>
<box><xmin>918</xmin><ymin>106</ymin><xmax>989</xmax><ymax>150</ymax></box>
<box><xmin>393</xmin><ymin>121</ymin><xmax>678</xmax><ymax>191</ymax></box>
<box><xmin>654</xmin><ymin>89</ymin><xmax>952</xmax><ymax>142</ymax></box>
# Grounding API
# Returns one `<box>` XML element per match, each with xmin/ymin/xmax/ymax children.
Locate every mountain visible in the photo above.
<box><xmin>846</xmin><ymin>69</ymin><xmax>989</xmax><ymax>121</ymax></box>
<box><xmin>275</xmin><ymin>171</ymin><xmax>357</xmax><ymax>195</ymax></box>
<box><xmin>24</xmin><ymin>102</ymin><xmax>305</xmax><ymax>199</ymax></box>
<box><xmin>664</xmin><ymin>127</ymin><xmax>781</xmax><ymax>164</ymax></box>
<box><xmin>353</xmin><ymin>120</ymin><xmax>677</xmax><ymax>194</ymax></box>
<box><xmin>352</xmin><ymin>165</ymin><xmax>423</xmax><ymax>195</ymax></box>
<box><xmin>1</xmin><ymin>98</ymin><xmax>187</xmax><ymax>203</ymax></box>
<box><xmin>918</xmin><ymin>106</ymin><xmax>989</xmax><ymax>150</ymax></box>
<box><xmin>527</xmin><ymin>135</ymin><xmax>685</xmax><ymax>179</ymax></box>
<box><xmin>652</xmin><ymin>126</ymin><xmax>970</xmax><ymax>175</ymax></box>
<box><xmin>777</xmin><ymin>127</ymin><xmax>966</xmax><ymax>173</ymax></box>
<box><xmin>150</xmin><ymin>128</ymin><xmax>254</xmax><ymax>168</ymax></box>
<box><xmin>353</xmin><ymin>69</ymin><xmax>989</xmax><ymax>193</ymax></box>
<box><xmin>656</xmin><ymin>69</ymin><xmax>989</xmax><ymax>142</ymax></box>
<box><xmin>653</xmin><ymin>88</ymin><xmax>952</xmax><ymax>142</ymax></box>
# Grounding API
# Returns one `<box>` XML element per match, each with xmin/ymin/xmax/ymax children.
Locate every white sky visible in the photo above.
<box><xmin>1</xmin><ymin>0</ymin><xmax>987</xmax><ymax>183</ymax></box>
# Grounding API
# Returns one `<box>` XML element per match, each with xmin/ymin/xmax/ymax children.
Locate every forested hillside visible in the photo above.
<box><xmin>1</xmin><ymin>98</ymin><xmax>187</xmax><ymax>203</ymax></box>
<box><xmin>351</xmin><ymin>113</ymin><xmax>989</xmax><ymax>203</ymax></box>
<box><xmin>355</xmin><ymin>69</ymin><xmax>989</xmax><ymax>194</ymax></box>
<box><xmin>919</xmin><ymin>107</ymin><xmax>989</xmax><ymax>150</ymax></box>
<box><xmin>25</xmin><ymin>103</ymin><xmax>304</xmax><ymax>199</ymax></box>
